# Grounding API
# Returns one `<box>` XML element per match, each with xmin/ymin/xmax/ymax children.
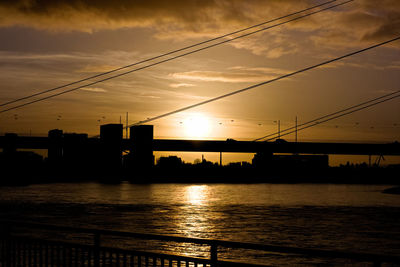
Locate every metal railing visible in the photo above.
<box><xmin>1</xmin><ymin>221</ymin><xmax>399</xmax><ymax>267</ymax></box>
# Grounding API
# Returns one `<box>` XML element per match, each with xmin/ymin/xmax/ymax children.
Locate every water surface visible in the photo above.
<box><xmin>1</xmin><ymin>183</ymin><xmax>399</xmax><ymax>265</ymax></box>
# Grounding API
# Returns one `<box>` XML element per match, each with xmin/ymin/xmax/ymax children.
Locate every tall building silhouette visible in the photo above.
<box><xmin>100</xmin><ymin>124</ymin><xmax>123</xmax><ymax>177</ymax></box>
<box><xmin>3</xmin><ymin>133</ymin><xmax>18</xmax><ymax>155</ymax></box>
<box><xmin>60</xmin><ymin>133</ymin><xmax>88</xmax><ymax>178</ymax></box>
<box><xmin>48</xmin><ymin>129</ymin><xmax>63</xmax><ymax>164</ymax></box>
<box><xmin>128</xmin><ymin>125</ymin><xmax>154</xmax><ymax>175</ymax></box>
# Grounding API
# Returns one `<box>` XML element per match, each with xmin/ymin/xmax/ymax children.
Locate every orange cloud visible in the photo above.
<box><xmin>169</xmin><ymin>83</ymin><xmax>195</xmax><ymax>88</ymax></box>
<box><xmin>80</xmin><ymin>87</ymin><xmax>107</xmax><ymax>93</ymax></box>
<box><xmin>171</xmin><ymin>66</ymin><xmax>291</xmax><ymax>83</ymax></box>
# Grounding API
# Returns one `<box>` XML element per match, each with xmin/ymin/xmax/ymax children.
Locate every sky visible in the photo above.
<box><xmin>0</xmin><ymin>0</ymin><xmax>399</xmax><ymax>155</ymax></box>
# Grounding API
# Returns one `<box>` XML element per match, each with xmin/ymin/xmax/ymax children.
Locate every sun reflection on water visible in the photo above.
<box><xmin>185</xmin><ymin>185</ymin><xmax>209</xmax><ymax>205</ymax></box>
<box><xmin>174</xmin><ymin>185</ymin><xmax>215</xmax><ymax>237</ymax></box>
<box><xmin>171</xmin><ymin>185</ymin><xmax>215</xmax><ymax>257</ymax></box>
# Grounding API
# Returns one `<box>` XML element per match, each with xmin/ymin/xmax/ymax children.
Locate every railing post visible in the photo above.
<box><xmin>0</xmin><ymin>221</ymin><xmax>11</xmax><ymax>266</ymax></box>
<box><xmin>210</xmin><ymin>242</ymin><xmax>218</xmax><ymax>267</ymax></box>
<box><xmin>93</xmin><ymin>231</ymin><xmax>101</xmax><ymax>267</ymax></box>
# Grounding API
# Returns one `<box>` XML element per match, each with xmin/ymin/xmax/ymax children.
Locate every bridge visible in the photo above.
<box><xmin>1</xmin><ymin>2</ymin><xmax>400</xmax><ymax>266</ymax></box>
<box><xmin>0</xmin><ymin>132</ymin><xmax>399</xmax><ymax>156</ymax></box>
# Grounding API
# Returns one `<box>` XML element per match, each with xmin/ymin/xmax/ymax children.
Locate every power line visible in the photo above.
<box><xmin>253</xmin><ymin>89</ymin><xmax>400</xmax><ymax>141</ymax></box>
<box><xmin>259</xmin><ymin>92</ymin><xmax>400</xmax><ymax>142</ymax></box>
<box><xmin>258</xmin><ymin>92</ymin><xmax>400</xmax><ymax>141</ymax></box>
<box><xmin>0</xmin><ymin>0</ymin><xmax>339</xmax><ymax>108</ymax></box>
<box><xmin>0</xmin><ymin>0</ymin><xmax>353</xmax><ymax>113</ymax></box>
<box><xmin>125</xmin><ymin>36</ymin><xmax>400</xmax><ymax>128</ymax></box>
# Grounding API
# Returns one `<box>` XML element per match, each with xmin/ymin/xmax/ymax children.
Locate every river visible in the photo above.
<box><xmin>0</xmin><ymin>182</ymin><xmax>399</xmax><ymax>265</ymax></box>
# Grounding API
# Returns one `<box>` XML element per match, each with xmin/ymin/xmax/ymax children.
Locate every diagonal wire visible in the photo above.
<box><xmin>0</xmin><ymin>0</ymin><xmax>354</xmax><ymax>113</ymax></box>
<box><xmin>0</xmin><ymin>0</ymin><xmax>339</xmax><ymax>107</ymax></box>
<box><xmin>259</xmin><ymin>93</ymin><xmax>400</xmax><ymax>142</ymax></box>
<box><xmin>125</xmin><ymin>36</ymin><xmax>400</xmax><ymax>128</ymax></box>
<box><xmin>253</xmin><ymin>89</ymin><xmax>400</xmax><ymax>141</ymax></box>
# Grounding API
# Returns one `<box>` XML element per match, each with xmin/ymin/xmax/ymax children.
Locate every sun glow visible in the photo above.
<box><xmin>183</xmin><ymin>113</ymin><xmax>212</xmax><ymax>139</ymax></box>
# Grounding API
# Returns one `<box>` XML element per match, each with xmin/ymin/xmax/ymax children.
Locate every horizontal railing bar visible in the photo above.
<box><xmin>214</xmin><ymin>240</ymin><xmax>400</xmax><ymax>263</ymax></box>
<box><xmin>2</xmin><ymin>220</ymin><xmax>214</xmax><ymax>245</ymax></box>
<box><xmin>0</xmin><ymin>235</ymin><xmax>214</xmax><ymax>265</ymax></box>
<box><xmin>1</xmin><ymin>220</ymin><xmax>400</xmax><ymax>264</ymax></box>
<box><xmin>1</xmin><ymin>235</ymin><xmax>94</xmax><ymax>250</ymax></box>
<box><xmin>100</xmin><ymin>246</ymin><xmax>212</xmax><ymax>265</ymax></box>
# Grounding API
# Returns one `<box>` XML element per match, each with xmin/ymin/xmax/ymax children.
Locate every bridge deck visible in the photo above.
<box><xmin>0</xmin><ymin>136</ymin><xmax>399</xmax><ymax>155</ymax></box>
<box><xmin>151</xmin><ymin>139</ymin><xmax>400</xmax><ymax>155</ymax></box>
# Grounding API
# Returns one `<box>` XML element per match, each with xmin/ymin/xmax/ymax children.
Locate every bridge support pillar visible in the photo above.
<box><xmin>48</xmin><ymin>129</ymin><xmax>63</xmax><ymax>166</ymax></box>
<box><xmin>128</xmin><ymin>125</ymin><xmax>154</xmax><ymax>178</ymax></box>
<box><xmin>211</xmin><ymin>243</ymin><xmax>218</xmax><ymax>267</ymax></box>
<box><xmin>3</xmin><ymin>133</ymin><xmax>17</xmax><ymax>155</ymax></box>
<box><xmin>100</xmin><ymin>124</ymin><xmax>123</xmax><ymax>178</ymax></box>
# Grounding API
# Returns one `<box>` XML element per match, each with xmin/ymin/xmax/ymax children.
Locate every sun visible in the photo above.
<box><xmin>183</xmin><ymin>113</ymin><xmax>212</xmax><ymax>139</ymax></box>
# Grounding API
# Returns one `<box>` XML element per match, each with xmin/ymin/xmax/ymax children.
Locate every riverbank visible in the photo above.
<box><xmin>1</xmin><ymin>165</ymin><xmax>399</xmax><ymax>186</ymax></box>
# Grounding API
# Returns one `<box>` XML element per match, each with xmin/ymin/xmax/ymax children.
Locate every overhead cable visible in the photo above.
<box><xmin>254</xmin><ymin>89</ymin><xmax>400</xmax><ymax>141</ymax></box>
<box><xmin>259</xmin><ymin>92</ymin><xmax>400</xmax><ymax>142</ymax></box>
<box><xmin>125</xmin><ymin>36</ymin><xmax>400</xmax><ymax>128</ymax></box>
<box><xmin>0</xmin><ymin>0</ymin><xmax>340</xmax><ymax>107</ymax></box>
<box><xmin>0</xmin><ymin>0</ymin><xmax>353</xmax><ymax>113</ymax></box>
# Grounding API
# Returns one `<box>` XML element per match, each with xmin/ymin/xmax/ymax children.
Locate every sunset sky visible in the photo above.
<box><xmin>0</xmin><ymin>0</ymin><xmax>399</xmax><ymax>152</ymax></box>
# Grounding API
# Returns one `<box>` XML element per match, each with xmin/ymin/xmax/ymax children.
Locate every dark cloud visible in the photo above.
<box><xmin>361</xmin><ymin>13</ymin><xmax>400</xmax><ymax>42</ymax></box>
<box><xmin>0</xmin><ymin>0</ymin><xmax>311</xmax><ymax>33</ymax></box>
<box><xmin>293</xmin><ymin>0</ymin><xmax>400</xmax><ymax>49</ymax></box>
<box><xmin>0</xmin><ymin>0</ymin><xmax>399</xmax><ymax>52</ymax></box>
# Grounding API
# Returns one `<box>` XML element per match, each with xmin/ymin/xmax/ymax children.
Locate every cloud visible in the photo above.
<box><xmin>77</xmin><ymin>64</ymin><xmax>119</xmax><ymax>73</ymax></box>
<box><xmin>0</xmin><ymin>50</ymin><xmax>144</xmax><ymax>81</ymax></box>
<box><xmin>80</xmin><ymin>87</ymin><xmax>107</xmax><ymax>93</ymax></box>
<box><xmin>171</xmin><ymin>66</ymin><xmax>291</xmax><ymax>83</ymax></box>
<box><xmin>137</xmin><ymin>93</ymin><xmax>161</xmax><ymax>99</ymax></box>
<box><xmin>387</xmin><ymin>62</ymin><xmax>400</xmax><ymax>70</ymax></box>
<box><xmin>374</xmin><ymin>89</ymin><xmax>399</xmax><ymax>94</ymax></box>
<box><xmin>130</xmin><ymin>88</ymin><xmax>209</xmax><ymax>102</ymax></box>
<box><xmin>229</xmin><ymin>66</ymin><xmax>290</xmax><ymax>75</ymax></box>
<box><xmin>0</xmin><ymin>0</ymin><xmax>398</xmax><ymax>57</ymax></box>
<box><xmin>319</xmin><ymin>61</ymin><xmax>393</xmax><ymax>70</ymax></box>
<box><xmin>304</xmin><ymin>1</ymin><xmax>400</xmax><ymax>49</ymax></box>
<box><xmin>227</xmin><ymin>31</ymin><xmax>300</xmax><ymax>58</ymax></box>
<box><xmin>0</xmin><ymin>0</ymin><xmax>316</xmax><ymax>33</ymax></box>
<box><xmin>169</xmin><ymin>83</ymin><xmax>195</xmax><ymax>88</ymax></box>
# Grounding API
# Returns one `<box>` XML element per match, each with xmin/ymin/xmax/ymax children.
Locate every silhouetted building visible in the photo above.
<box><xmin>128</xmin><ymin>125</ymin><xmax>154</xmax><ymax>173</ymax></box>
<box><xmin>63</xmin><ymin>133</ymin><xmax>88</xmax><ymax>173</ymax></box>
<box><xmin>0</xmin><ymin>134</ymin><xmax>43</xmax><ymax>184</ymax></box>
<box><xmin>157</xmin><ymin>156</ymin><xmax>183</xmax><ymax>169</ymax></box>
<box><xmin>100</xmin><ymin>124</ymin><xmax>123</xmax><ymax>175</ymax></box>
<box><xmin>48</xmin><ymin>129</ymin><xmax>63</xmax><ymax>164</ymax></box>
<box><xmin>253</xmin><ymin>152</ymin><xmax>329</xmax><ymax>170</ymax></box>
<box><xmin>3</xmin><ymin>133</ymin><xmax>18</xmax><ymax>155</ymax></box>
<box><xmin>194</xmin><ymin>157</ymin><xmax>217</xmax><ymax>168</ymax></box>
<box><xmin>252</xmin><ymin>151</ymin><xmax>273</xmax><ymax>167</ymax></box>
